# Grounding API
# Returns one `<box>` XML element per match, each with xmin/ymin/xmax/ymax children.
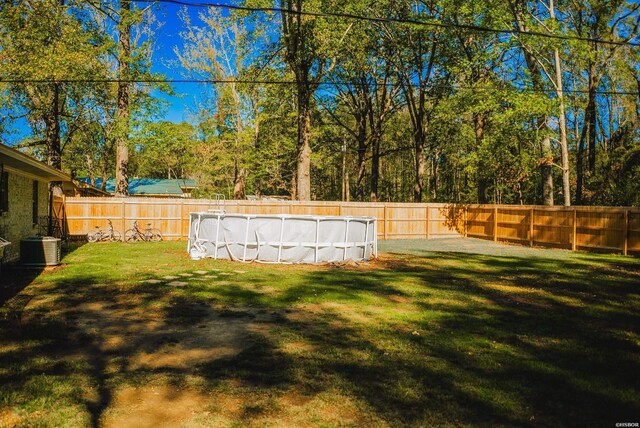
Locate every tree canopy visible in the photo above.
<box><xmin>1</xmin><ymin>0</ymin><xmax>639</xmax><ymax>205</ymax></box>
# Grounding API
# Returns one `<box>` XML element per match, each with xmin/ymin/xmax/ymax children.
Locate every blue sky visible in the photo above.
<box><xmin>2</xmin><ymin>1</ymin><xmax>234</xmax><ymax>145</ymax></box>
<box><xmin>150</xmin><ymin>1</ymin><xmax>208</xmax><ymax>124</ymax></box>
<box><xmin>149</xmin><ymin>0</ymin><xmax>273</xmax><ymax>123</ymax></box>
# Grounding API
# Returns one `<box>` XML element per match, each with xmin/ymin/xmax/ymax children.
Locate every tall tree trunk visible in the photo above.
<box><xmin>115</xmin><ymin>0</ymin><xmax>131</xmax><ymax>197</ymax></box>
<box><xmin>576</xmin><ymin>121</ymin><xmax>587</xmax><ymax>204</ymax></box>
<box><xmin>577</xmin><ymin>71</ymin><xmax>598</xmax><ymax>204</ymax></box>
<box><xmin>354</xmin><ymin>113</ymin><xmax>367</xmax><ymax>200</ymax></box>
<box><xmin>431</xmin><ymin>150</ymin><xmax>439</xmax><ymax>200</ymax></box>
<box><xmin>550</xmin><ymin>0</ymin><xmax>571</xmax><ymax>206</ymax></box>
<box><xmin>586</xmin><ymin>65</ymin><xmax>598</xmax><ymax>173</ymax></box>
<box><xmin>290</xmin><ymin>172</ymin><xmax>297</xmax><ymax>200</ymax></box>
<box><xmin>509</xmin><ymin>1</ymin><xmax>554</xmax><ymax>205</ymax></box>
<box><xmin>233</xmin><ymin>161</ymin><xmax>246</xmax><ymax>200</ymax></box>
<box><xmin>557</xmin><ymin>98</ymin><xmax>571</xmax><ymax>206</ymax></box>
<box><xmin>414</xmin><ymin>130</ymin><xmax>426</xmax><ymax>202</ymax></box>
<box><xmin>556</xmin><ymin>82</ymin><xmax>571</xmax><ymax>206</ymax></box>
<box><xmin>538</xmin><ymin>128</ymin><xmax>554</xmax><ymax>205</ymax></box>
<box><xmin>46</xmin><ymin>82</ymin><xmax>63</xmax><ymax>196</ymax></box>
<box><xmin>345</xmin><ymin>169</ymin><xmax>350</xmax><ymax>202</ymax></box>
<box><xmin>370</xmin><ymin>136</ymin><xmax>380</xmax><ymax>202</ymax></box>
<box><xmin>341</xmin><ymin>138</ymin><xmax>348</xmax><ymax>201</ymax></box>
<box><xmin>572</xmin><ymin>73</ymin><xmax>583</xmax><ymax>204</ymax></box>
<box><xmin>395</xmin><ymin>30</ymin><xmax>437</xmax><ymax>203</ymax></box>
<box><xmin>86</xmin><ymin>155</ymin><xmax>96</xmax><ymax>187</ymax></box>
<box><xmin>636</xmin><ymin>75</ymin><xmax>640</xmax><ymax>119</ymax></box>
<box><xmin>281</xmin><ymin>0</ymin><xmax>322</xmax><ymax>202</ymax></box>
<box><xmin>473</xmin><ymin>113</ymin><xmax>491</xmax><ymax>204</ymax></box>
<box><xmin>48</xmin><ymin>1</ymin><xmax>65</xmax><ymax>196</ymax></box>
<box><xmin>45</xmin><ymin>84</ymin><xmax>62</xmax><ymax>170</ymax></box>
<box><xmin>296</xmin><ymin>84</ymin><xmax>312</xmax><ymax>200</ymax></box>
<box><xmin>541</xmin><ymin>135</ymin><xmax>554</xmax><ymax>205</ymax></box>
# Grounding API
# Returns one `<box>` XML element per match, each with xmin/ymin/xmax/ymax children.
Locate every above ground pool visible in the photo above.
<box><xmin>188</xmin><ymin>213</ymin><xmax>377</xmax><ymax>263</ymax></box>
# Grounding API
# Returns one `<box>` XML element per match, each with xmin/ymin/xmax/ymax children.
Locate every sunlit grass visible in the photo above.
<box><xmin>1</xmin><ymin>240</ymin><xmax>639</xmax><ymax>426</ymax></box>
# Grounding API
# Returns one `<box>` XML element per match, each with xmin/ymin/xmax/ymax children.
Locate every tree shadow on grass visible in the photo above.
<box><xmin>0</xmin><ymin>241</ymin><xmax>86</xmax><ymax>312</ymax></box>
<box><xmin>0</xmin><ymin>267</ymin><xmax>41</xmax><ymax>317</ymax></box>
<box><xmin>278</xmin><ymin>251</ymin><xmax>640</xmax><ymax>426</ymax></box>
<box><xmin>1</xmin><ymin>248</ymin><xmax>639</xmax><ymax>427</ymax></box>
<box><xmin>0</xmin><ymin>272</ymin><xmax>291</xmax><ymax>427</ymax></box>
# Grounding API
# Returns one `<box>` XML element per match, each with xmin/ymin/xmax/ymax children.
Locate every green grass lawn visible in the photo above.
<box><xmin>1</xmin><ymin>240</ymin><xmax>639</xmax><ymax>427</ymax></box>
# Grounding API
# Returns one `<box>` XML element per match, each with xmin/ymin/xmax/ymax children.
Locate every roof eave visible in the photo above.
<box><xmin>0</xmin><ymin>144</ymin><xmax>70</xmax><ymax>181</ymax></box>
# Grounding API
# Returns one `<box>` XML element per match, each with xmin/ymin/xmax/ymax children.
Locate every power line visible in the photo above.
<box><xmin>1</xmin><ymin>77</ymin><xmax>638</xmax><ymax>96</ymax></box>
<box><xmin>137</xmin><ymin>0</ymin><xmax>640</xmax><ymax>48</ymax></box>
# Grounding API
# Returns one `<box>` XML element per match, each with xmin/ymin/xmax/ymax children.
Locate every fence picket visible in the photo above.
<box><xmin>60</xmin><ymin>197</ymin><xmax>639</xmax><ymax>256</ymax></box>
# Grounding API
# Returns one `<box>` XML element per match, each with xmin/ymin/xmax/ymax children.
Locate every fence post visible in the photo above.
<box><xmin>62</xmin><ymin>195</ymin><xmax>68</xmax><ymax>238</ymax></box>
<box><xmin>463</xmin><ymin>205</ymin><xmax>468</xmax><ymax>238</ymax></box>
<box><xmin>572</xmin><ymin>208</ymin><xmax>577</xmax><ymax>251</ymax></box>
<box><xmin>383</xmin><ymin>204</ymin><xmax>388</xmax><ymax>240</ymax></box>
<box><xmin>493</xmin><ymin>206</ymin><xmax>498</xmax><ymax>242</ymax></box>
<box><xmin>623</xmin><ymin>209</ymin><xmax>629</xmax><ymax>256</ymax></box>
<box><xmin>181</xmin><ymin>199</ymin><xmax>186</xmax><ymax>239</ymax></box>
<box><xmin>426</xmin><ymin>205</ymin><xmax>430</xmax><ymax>240</ymax></box>
<box><xmin>121</xmin><ymin>199</ymin><xmax>126</xmax><ymax>236</ymax></box>
<box><xmin>529</xmin><ymin>207</ymin><xmax>534</xmax><ymax>247</ymax></box>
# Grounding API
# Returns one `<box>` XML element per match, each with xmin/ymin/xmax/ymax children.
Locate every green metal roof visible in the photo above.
<box><xmin>79</xmin><ymin>178</ymin><xmax>197</xmax><ymax>195</ymax></box>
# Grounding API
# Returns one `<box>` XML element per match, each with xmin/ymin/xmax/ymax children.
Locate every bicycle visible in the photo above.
<box><xmin>87</xmin><ymin>220</ymin><xmax>122</xmax><ymax>242</ymax></box>
<box><xmin>124</xmin><ymin>221</ymin><xmax>162</xmax><ymax>242</ymax></box>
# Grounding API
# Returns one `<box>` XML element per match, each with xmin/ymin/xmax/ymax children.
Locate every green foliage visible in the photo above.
<box><xmin>130</xmin><ymin>121</ymin><xmax>196</xmax><ymax>179</ymax></box>
<box><xmin>2</xmin><ymin>240</ymin><xmax>639</xmax><ymax>425</ymax></box>
<box><xmin>0</xmin><ymin>0</ymin><xmax>110</xmax><ymax>167</ymax></box>
<box><xmin>0</xmin><ymin>1</ymin><xmax>106</xmax><ymax>82</ymax></box>
<box><xmin>1</xmin><ymin>0</ymin><xmax>639</xmax><ymax>205</ymax></box>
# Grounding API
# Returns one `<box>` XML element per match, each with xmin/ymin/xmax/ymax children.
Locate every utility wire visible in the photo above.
<box><xmin>137</xmin><ymin>0</ymin><xmax>640</xmax><ymax>48</ymax></box>
<box><xmin>1</xmin><ymin>78</ymin><xmax>638</xmax><ymax>96</ymax></box>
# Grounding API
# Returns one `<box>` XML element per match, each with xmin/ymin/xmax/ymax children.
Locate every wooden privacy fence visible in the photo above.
<box><xmin>63</xmin><ymin>197</ymin><xmax>464</xmax><ymax>242</ymax></box>
<box><xmin>50</xmin><ymin>195</ymin><xmax>67</xmax><ymax>239</ymax></box>
<box><xmin>62</xmin><ymin>197</ymin><xmax>640</xmax><ymax>256</ymax></box>
<box><xmin>466</xmin><ymin>205</ymin><xmax>640</xmax><ymax>256</ymax></box>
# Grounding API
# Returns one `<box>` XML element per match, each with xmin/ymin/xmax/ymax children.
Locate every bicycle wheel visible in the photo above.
<box><xmin>87</xmin><ymin>231</ymin><xmax>99</xmax><ymax>243</ymax></box>
<box><xmin>110</xmin><ymin>230</ymin><xmax>122</xmax><ymax>242</ymax></box>
<box><xmin>149</xmin><ymin>229</ymin><xmax>163</xmax><ymax>242</ymax></box>
<box><xmin>124</xmin><ymin>229</ymin><xmax>139</xmax><ymax>242</ymax></box>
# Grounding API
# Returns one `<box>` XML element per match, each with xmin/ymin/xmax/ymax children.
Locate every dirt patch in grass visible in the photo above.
<box><xmin>280</xmin><ymin>340</ymin><xmax>317</xmax><ymax>355</ymax></box>
<box><xmin>100</xmin><ymin>384</ymin><xmax>210</xmax><ymax>428</ymax></box>
<box><xmin>386</xmin><ymin>294</ymin><xmax>411</xmax><ymax>304</ymax></box>
<box><xmin>0</xmin><ymin>408</ymin><xmax>23</xmax><ymax>427</ymax></box>
<box><xmin>2</xmin><ymin>241</ymin><xmax>640</xmax><ymax>427</ymax></box>
<box><xmin>60</xmin><ymin>301</ymin><xmax>253</xmax><ymax>371</ymax></box>
<box><xmin>32</xmin><ymin>293</ymin><xmax>376</xmax><ymax>426</ymax></box>
<box><xmin>13</xmin><ymin>294</ymin><xmax>276</xmax><ymax>426</ymax></box>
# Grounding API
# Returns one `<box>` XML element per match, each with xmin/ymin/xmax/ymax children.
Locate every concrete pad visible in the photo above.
<box><xmin>167</xmin><ymin>281</ymin><xmax>188</xmax><ymax>287</ymax></box>
<box><xmin>378</xmin><ymin>237</ymin><xmax>578</xmax><ymax>260</ymax></box>
<box><xmin>163</xmin><ymin>276</ymin><xmax>179</xmax><ymax>280</ymax></box>
<box><xmin>141</xmin><ymin>279</ymin><xmax>162</xmax><ymax>284</ymax></box>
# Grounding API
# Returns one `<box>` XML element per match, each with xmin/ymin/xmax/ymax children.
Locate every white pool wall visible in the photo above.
<box><xmin>188</xmin><ymin>213</ymin><xmax>377</xmax><ymax>263</ymax></box>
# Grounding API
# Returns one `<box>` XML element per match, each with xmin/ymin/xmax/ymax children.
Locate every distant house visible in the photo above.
<box><xmin>78</xmin><ymin>178</ymin><xmax>197</xmax><ymax>198</ymax></box>
<box><xmin>62</xmin><ymin>179</ymin><xmax>111</xmax><ymax>197</ymax></box>
<box><xmin>0</xmin><ymin>144</ymin><xmax>69</xmax><ymax>262</ymax></box>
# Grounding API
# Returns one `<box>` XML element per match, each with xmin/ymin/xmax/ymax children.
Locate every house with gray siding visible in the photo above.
<box><xmin>0</xmin><ymin>144</ymin><xmax>70</xmax><ymax>263</ymax></box>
